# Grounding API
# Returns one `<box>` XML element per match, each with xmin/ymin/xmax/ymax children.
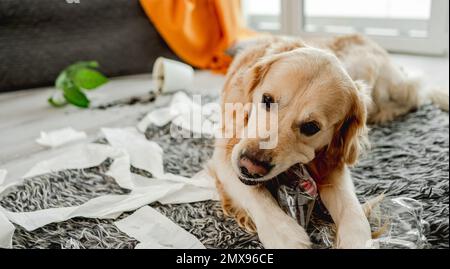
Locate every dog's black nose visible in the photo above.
<box><xmin>238</xmin><ymin>154</ymin><xmax>273</xmax><ymax>179</ymax></box>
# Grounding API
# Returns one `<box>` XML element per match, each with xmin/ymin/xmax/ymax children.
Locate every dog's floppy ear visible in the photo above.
<box><xmin>327</xmin><ymin>81</ymin><xmax>370</xmax><ymax>166</ymax></box>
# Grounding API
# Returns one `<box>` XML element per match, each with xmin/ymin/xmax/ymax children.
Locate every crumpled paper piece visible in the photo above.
<box><xmin>137</xmin><ymin>91</ymin><xmax>220</xmax><ymax>136</ymax></box>
<box><xmin>36</xmin><ymin>127</ymin><xmax>87</xmax><ymax>148</ymax></box>
<box><xmin>102</xmin><ymin>128</ymin><xmax>165</xmax><ymax>178</ymax></box>
<box><xmin>115</xmin><ymin>206</ymin><xmax>205</xmax><ymax>249</ymax></box>
<box><xmin>0</xmin><ymin>128</ymin><xmax>218</xmax><ymax>248</ymax></box>
<box><xmin>0</xmin><ymin>208</ymin><xmax>15</xmax><ymax>249</ymax></box>
<box><xmin>137</xmin><ymin>92</ymin><xmax>192</xmax><ymax>130</ymax></box>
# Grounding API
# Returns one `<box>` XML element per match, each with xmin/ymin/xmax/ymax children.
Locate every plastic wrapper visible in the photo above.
<box><xmin>266</xmin><ymin>164</ymin><xmax>318</xmax><ymax>229</ymax></box>
<box><xmin>267</xmin><ymin>164</ymin><xmax>429</xmax><ymax>249</ymax></box>
<box><xmin>366</xmin><ymin>197</ymin><xmax>430</xmax><ymax>249</ymax></box>
<box><xmin>307</xmin><ymin>196</ymin><xmax>430</xmax><ymax>249</ymax></box>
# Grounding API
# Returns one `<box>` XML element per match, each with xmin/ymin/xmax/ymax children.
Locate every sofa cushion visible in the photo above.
<box><xmin>0</xmin><ymin>0</ymin><xmax>178</xmax><ymax>92</ymax></box>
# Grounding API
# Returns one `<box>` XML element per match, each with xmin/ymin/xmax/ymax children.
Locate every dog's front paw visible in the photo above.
<box><xmin>336</xmin><ymin>235</ymin><xmax>372</xmax><ymax>249</ymax></box>
<box><xmin>336</xmin><ymin>222</ymin><xmax>372</xmax><ymax>249</ymax></box>
<box><xmin>257</xmin><ymin>216</ymin><xmax>311</xmax><ymax>249</ymax></box>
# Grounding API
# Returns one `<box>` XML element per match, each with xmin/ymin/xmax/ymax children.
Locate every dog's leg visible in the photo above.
<box><xmin>319</xmin><ymin>166</ymin><xmax>372</xmax><ymax>249</ymax></box>
<box><xmin>214</xmin><ymin>160</ymin><xmax>311</xmax><ymax>249</ymax></box>
<box><xmin>215</xmin><ymin>177</ymin><xmax>257</xmax><ymax>234</ymax></box>
<box><xmin>369</xmin><ymin>61</ymin><xmax>427</xmax><ymax>123</ymax></box>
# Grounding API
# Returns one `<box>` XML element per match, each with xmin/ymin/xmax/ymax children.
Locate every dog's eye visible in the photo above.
<box><xmin>262</xmin><ymin>94</ymin><xmax>274</xmax><ymax>111</ymax></box>
<box><xmin>300</xmin><ymin>121</ymin><xmax>321</xmax><ymax>136</ymax></box>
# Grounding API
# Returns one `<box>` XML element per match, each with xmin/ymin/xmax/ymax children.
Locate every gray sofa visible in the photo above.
<box><xmin>0</xmin><ymin>0</ymin><xmax>178</xmax><ymax>92</ymax></box>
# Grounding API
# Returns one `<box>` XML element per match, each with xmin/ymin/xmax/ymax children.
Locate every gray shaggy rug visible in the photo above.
<box><xmin>0</xmin><ymin>105</ymin><xmax>448</xmax><ymax>249</ymax></box>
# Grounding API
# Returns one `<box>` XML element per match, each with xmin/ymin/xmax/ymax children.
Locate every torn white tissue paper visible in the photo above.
<box><xmin>137</xmin><ymin>92</ymin><xmax>192</xmax><ymax>132</ymax></box>
<box><xmin>137</xmin><ymin>91</ymin><xmax>220</xmax><ymax>136</ymax></box>
<box><xmin>166</xmin><ymin>169</ymin><xmax>216</xmax><ymax>189</ymax></box>
<box><xmin>137</xmin><ymin>107</ymin><xmax>173</xmax><ymax>131</ymax></box>
<box><xmin>23</xmin><ymin>143</ymin><xmax>137</xmax><ymax>191</ymax></box>
<box><xmin>2</xmin><ymin>174</ymin><xmax>214</xmax><ymax>234</ymax></box>
<box><xmin>157</xmin><ymin>183</ymin><xmax>217</xmax><ymax>205</ymax></box>
<box><xmin>101</xmin><ymin>127</ymin><xmax>218</xmax><ymax>202</ymax></box>
<box><xmin>24</xmin><ymin>130</ymin><xmax>217</xmax><ymax>195</ymax></box>
<box><xmin>36</xmin><ymin>127</ymin><xmax>87</xmax><ymax>148</ymax></box>
<box><xmin>1</xmin><ymin>133</ymin><xmax>217</xmax><ymax>231</ymax></box>
<box><xmin>0</xmin><ymin>207</ymin><xmax>15</xmax><ymax>249</ymax></box>
<box><xmin>101</xmin><ymin>128</ymin><xmax>164</xmax><ymax>178</ymax></box>
<box><xmin>0</xmin><ymin>169</ymin><xmax>6</xmax><ymax>185</ymax></box>
<box><xmin>115</xmin><ymin>206</ymin><xmax>205</xmax><ymax>249</ymax></box>
<box><xmin>132</xmin><ymin>172</ymin><xmax>218</xmax><ymax>205</ymax></box>
<box><xmin>0</xmin><ymin>128</ymin><xmax>218</xmax><ymax>247</ymax></box>
<box><xmin>169</xmin><ymin>90</ymin><xmax>198</xmax><ymax>115</ymax></box>
<box><xmin>2</xmin><ymin>181</ymin><xmax>187</xmax><ymax>231</ymax></box>
<box><xmin>134</xmin><ymin>242</ymin><xmax>172</xmax><ymax>249</ymax></box>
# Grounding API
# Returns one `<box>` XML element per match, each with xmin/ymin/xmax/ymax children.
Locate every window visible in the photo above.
<box><xmin>242</xmin><ymin>0</ymin><xmax>449</xmax><ymax>55</ymax></box>
<box><xmin>242</xmin><ymin>0</ymin><xmax>282</xmax><ymax>33</ymax></box>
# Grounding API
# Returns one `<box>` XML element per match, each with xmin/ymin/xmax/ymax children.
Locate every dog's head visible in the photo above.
<box><xmin>229</xmin><ymin>45</ymin><xmax>369</xmax><ymax>185</ymax></box>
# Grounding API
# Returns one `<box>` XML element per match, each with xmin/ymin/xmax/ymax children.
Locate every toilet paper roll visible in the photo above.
<box><xmin>153</xmin><ymin>57</ymin><xmax>195</xmax><ymax>93</ymax></box>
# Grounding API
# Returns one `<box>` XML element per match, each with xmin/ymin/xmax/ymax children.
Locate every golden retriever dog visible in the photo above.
<box><xmin>209</xmin><ymin>34</ymin><xmax>449</xmax><ymax>249</ymax></box>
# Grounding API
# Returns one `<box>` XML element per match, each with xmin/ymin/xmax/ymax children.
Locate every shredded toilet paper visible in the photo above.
<box><xmin>1</xmin><ymin>171</ymin><xmax>24</xmax><ymax>247</ymax></box>
<box><xmin>115</xmin><ymin>206</ymin><xmax>205</xmax><ymax>249</ymax></box>
<box><xmin>137</xmin><ymin>92</ymin><xmax>192</xmax><ymax>132</ymax></box>
<box><xmin>0</xmin><ymin>208</ymin><xmax>15</xmax><ymax>249</ymax></box>
<box><xmin>102</xmin><ymin>127</ymin><xmax>165</xmax><ymax>178</ymax></box>
<box><xmin>1</xmin><ymin>182</ymin><xmax>186</xmax><ymax>231</ymax></box>
<box><xmin>36</xmin><ymin>127</ymin><xmax>87</xmax><ymax>148</ymax></box>
<box><xmin>0</xmin><ymin>171</ymin><xmax>14</xmax><ymax>248</ymax></box>
<box><xmin>0</xmin><ymin>128</ymin><xmax>218</xmax><ymax>248</ymax></box>
<box><xmin>138</xmin><ymin>92</ymin><xmax>220</xmax><ymax>136</ymax></box>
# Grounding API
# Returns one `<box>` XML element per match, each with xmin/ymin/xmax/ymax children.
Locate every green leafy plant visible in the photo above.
<box><xmin>49</xmin><ymin>61</ymin><xmax>108</xmax><ymax>108</ymax></box>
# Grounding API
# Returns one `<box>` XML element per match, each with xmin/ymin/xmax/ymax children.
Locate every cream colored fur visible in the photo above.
<box><xmin>210</xmin><ymin>34</ymin><xmax>448</xmax><ymax>249</ymax></box>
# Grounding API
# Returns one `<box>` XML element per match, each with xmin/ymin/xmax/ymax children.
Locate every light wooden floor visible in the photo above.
<box><xmin>0</xmin><ymin>54</ymin><xmax>448</xmax><ymax>185</ymax></box>
<box><xmin>0</xmin><ymin>72</ymin><xmax>225</xmax><ymax>185</ymax></box>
